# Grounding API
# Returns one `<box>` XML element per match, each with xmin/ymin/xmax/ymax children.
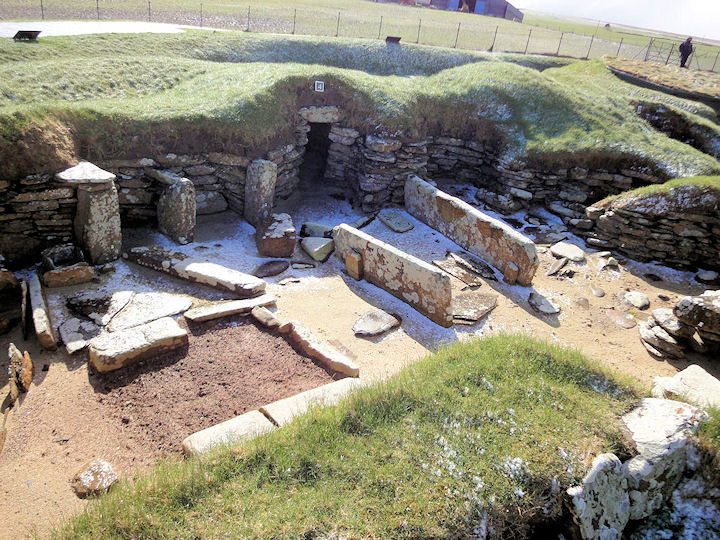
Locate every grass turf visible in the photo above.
<box><xmin>595</xmin><ymin>175</ymin><xmax>720</xmax><ymax>212</ymax></box>
<box><xmin>55</xmin><ymin>334</ymin><xmax>640</xmax><ymax>539</ymax></box>
<box><xmin>0</xmin><ymin>31</ymin><xmax>718</xmax><ymax>182</ymax></box>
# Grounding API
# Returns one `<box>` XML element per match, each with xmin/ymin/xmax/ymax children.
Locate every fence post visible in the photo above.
<box><xmin>292</xmin><ymin>8</ymin><xmax>297</xmax><ymax>34</ymax></box>
<box><xmin>644</xmin><ymin>38</ymin><xmax>654</xmax><ymax>61</ymax></box>
<box><xmin>712</xmin><ymin>49</ymin><xmax>720</xmax><ymax>72</ymax></box>
<box><xmin>585</xmin><ymin>35</ymin><xmax>595</xmax><ymax>59</ymax></box>
<box><xmin>616</xmin><ymin>37</ymin><xmax>623</xmax><ymax>56</ymax></box>
<box><xmin>489</xmin><ymin>25</ymin><xmax>498</xmax><ymax>52</ymax></box>
<box><xmin>555</xmin><ymin>32</ymin><xmax>564</xmax><ymax>56</ymax></box>
<box><xmin>416</xmin><ymin>19</ymin><xmax>422</xmax><ymax>44</ymax></box>
<box><xmin>147</xmin><ymin>1</ymin><xmax>151</xmax><ymax>22</ymax></box>
<box><xmin>96</xmin><ymin>0</ymin><xmax>100</xmax><ymax>20</ymax></box>
<box><xmin>524</xmin><ymin>29</ymin><xmax>532</xmax><ymax>54</ymax></box>
<box><xmin>665</xmin><ymin>43</ymin><xmax>675</xmax><ymax>65</ymax></box>
<box><xmin>335</xmin><ymin>11</ymin><xmax>340</xmax><ymax>37</ymax></box>
<box><xmin>200</xmin><ymin>3</ymin><xmax>203</xmax><ymax>27</ymax></box>
<box><xmin>378</xmin><ymin>16</ymin><xmax>383</xmax><ymax>39</ymax></box>
<box><xmin>246</xmin><ymin>5</ymin><xmax>250</xmax><ymax>32</ymax></box>
<box><xmin>454</xmin><ymin>22</ymin><xmax>461</xmax><ymax>48</ymax></box>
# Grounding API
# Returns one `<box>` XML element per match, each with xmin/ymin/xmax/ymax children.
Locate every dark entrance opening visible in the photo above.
<box><xmin>298</xmin><ymin>122</ymin><xmax>331</xmax><ymax>189</ymax></box>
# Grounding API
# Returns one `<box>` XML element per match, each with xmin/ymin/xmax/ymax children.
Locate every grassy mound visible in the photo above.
<box><xmin>0</xmin><ymin>31</ymin><xmax>718</xmax><ymax>181</ymax></box>
<box><xmin>596</xmin><ymin>175</ymin><xmax>720</xmax><ymax>213</ymax></box>
<box><xmin>56</xmin><ymin>335</ymin><xmax>639</xmax><ymax>539</ymax></box>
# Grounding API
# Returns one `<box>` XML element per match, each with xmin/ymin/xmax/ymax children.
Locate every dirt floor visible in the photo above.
<box><xmin>1</xmin><ymin>189</ymin><xmax>718</xmax><ymax>538</ymax></box>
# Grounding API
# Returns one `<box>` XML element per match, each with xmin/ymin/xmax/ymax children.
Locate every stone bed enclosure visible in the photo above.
<box><xmin>2</xmin><ymin>104</ymin><xmax>718</xmax><ymax>274</ymax></box>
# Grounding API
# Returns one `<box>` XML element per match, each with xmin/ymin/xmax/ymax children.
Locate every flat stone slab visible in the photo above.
<box><xmin>378</xmin><ymin>210</ymin><xmax>413</xmax><ymax>233</ymax></box>
<box><xmin>58</xmin><ymin>317</ymin><xmax>101</xmax><ymax>354</ymax></box>
<box><xmin>353</xmin><ymin>309</ymin><xmax>400</xmax><ymax>337</ymax></box>
<box><xmin>182</xmin><ymin>409</ymin><xmax>276</xmax><ymax>456</ymax></box>
<box><xmin>550</xmin><ymin>241</ymin><xmax>585</xmax><ymax>262</ymax></box>
<box><xmin>546</xmin><ymin>257</ymin><xmax>568</xmax><ymax>277</ymax></box>
<box><xmin>28</xmin><ymin>273</ymin><xmax>57</xmax><ymax>350</ymax></box>
<box><xmin>452</xmin><ymin>291</ymin><xmax>497</xmax><ymax>325</ymax></box>
<box><xmin>107</xmin><ymin>292</ymin><xmax>192</xmax><ymax>332</ymax></box>
<box><xmin>528</xmin><ymin>292</ymin><xmax>561</xmax><ymax>315</ymax></box>
<box><xmin>252</xmin><ymin>260</ymin><xmax>289</xmax><ymax>278</ymax></box>
<box><xmin>652</xmin><ymin>365</ymin><xmax>720</xmax><ymax>409</ymax></box>
<box><xmin>260</xmin><ymin>378</ymin><xmax>365</xmax><ymax>427</ymax></box>
<box><xmin>124</xmin><ymin>246</ymin><xmax>265</xmax><ymax>298</ymax></box>
<box><xmin>56</xmin><ymin>161</ymin><xmax>115</xmax><ymax>184</ymax></box>
<box><xmin>432</xmin><ymin>255</ymin><xmax>485</xmax><ymax>287</ymax></box>
<box><xmin>606</xmin><ymin>309</ymin><xmax>637</xmax><ymax>329</ymax></box>
<box><xmin>279</xmin><ymin>320</ymin><xmax>359</xmax><ymax>377</ymax></box>
<box><xmin>67</xmin><ymin>290</ymin><xmax>134</xmax><ymax>327</ymax></box>
<box><xmin>184</xmin><ymin>294</ymin><xmax>276</xmax><ymax>323</ymax></box>
<box><xmin>449</xmin><ymin>251</ymin><xmax>496</xmax><ymax>281</ymax></box>
<box><xmin>88</xmin><ymin>317</ymin><xmax>188</xmax><ymax>373</ymax></box>
<box><xmin>301</xmin><ymin>237</ymin><xmax>335</xmax><ymax>263</ymax></box>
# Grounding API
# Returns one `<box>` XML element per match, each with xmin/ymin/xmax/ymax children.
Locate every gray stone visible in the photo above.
<box><xmin>378</xmin><ymin>210</ymin><xmax>413</xmax><ymax>233</ymax></box>
<box><xmin>89</xmin><ymin>317</ymin><xmax>189</xmax><ymax>373</ymax></box>
<box><xmin>157</xmin><ymin>177</ymin><xmax>196</xmax><ymax>245</ymax></box>
<box><xmin>74</xmin><ymin>182</ymin><xmax>122</xmax><ymax>265</ymax></box>
<box><xmin>253</xmin><ymin>260</ymin><xmax>290</xmax><ymax>278</ymax></box>
<box><xmin>550</xmin><ymin>241</ymin><xmax>585</xmax><ymax>262</ymax></box>
<box><xmin>452</xmin><ymin>291</ymin><xmax>497</xmax><ymax>324</ymax></box>
<box><xmin>244</xmin><ymin>159</ymin><xmax>277</xmax><ymax>227</ymax></box>
<box><xmin>652</xmin><ymin>308</ymin><xmax>694</xmax><ymax>339</ymax></box>
<box><xmin>605</xmin><ymin>310</ymin><xmax>636</xmax><ymax>329</ymax></box>
<box><xmin>106</xmin><ymin>292</ymin><xmax>192</xmax><ymax>332</ymax></box>
<box><xmin>184</xmin><ymin>294</ymin><xmax>276</xmax><ymax>323</ymax></box>
<box><xmin>196</xmin><ymin>191</ymin><xmax>227</xmax><ymax>215</ymax></box>
<box><xmin>625</xmin><ymin>291</ymin><xmax>650</xmax><ymax>310</ymax></box>
<box><xmin>546</xmin><ymin>257</ymin><xmax>567</xmax><ymax>276</ymax></box>
<box><xmin>71</xmin><ymin>459</ymin><xmax>118</xmax><ymax>496</ymax></box>
<box><xmin>591</xmin><ymin>286</ymin><xmax>606</xmax><ymax>298</ymax></box>
<box><xmin>27</xmin><ymin>274</ymin><xmax>57</xmax><ymax>350</ymax></box>
<box><xmin>652</xmin><ymin>365</ymin><xmax>720</xmax><ymax>409</ymax></box>
<box><xmin>696</xmin><ymin>270</ymin><xmax>719</xmax><ymax>284</ymax></box>
<box><xmin>255</xmin><ymin>213</ymin><xmax>296</xmax><ymax>258</ymax></box>
<box><xmin>365</xmin><ymin>135</ymin><xmax>401</xmax><ymax>153</ymax></box>
<box><xmin>56</xmin><ymin>161</ymin><xmax>115</xmax><ymax>184</ymax></box>
<box><xmin>58</xmin><ymin>318</ymin><xmax>101</xmax><ymax>354</ymax></box>
<box><xmin>638</xmin><ymin>320</ymin><xmax>684</xmax><ymax>358</ymax></box>
<box><xmin>528</xmin><ymin>292</ymin><xmax>561</xmax><ymax>315</ymax></box>
<box><xmin>182</xmin><ymin>410</ymin><xmax>275</xmax><ymax>456</ymax></box>
<box><xmin>251</xmin><ymin>306</ymin><xmax>280</xmax><ymax>328</ymax></box>
<box><xmin>353</xmin><ymin>309</ymin><xmax>400</xmax><ymax>337</ymax></box>
<box><xmin>301</xmin><ymin>237</ymin><xmax>335</xmax><ymax>263</ymax></box>
<box><xmin>299</xmin><ymin>222</ymin><xmax>333</xmax><ymax>238</ymax></box>
<box><xmin>566</xmin><ymin>454</ymin><xmax>630</xmax><ymax>540</ymax></box>
<box><xmin>67</xmin><ymin>290</ymin><xmax>134</xmax><ymax>327</ymax></box>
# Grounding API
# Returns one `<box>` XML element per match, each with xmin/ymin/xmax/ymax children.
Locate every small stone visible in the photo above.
<box><xmin>71</xmin><ymin>459</ymin><xmax>118</xmax><ymax>497</ymax></box>
<box><xmin>624</xmin><ymin>292</ymin><xmax>650</xmax><ymax>310</ymax></box>
<box><xmin>353</xmin><ymin>309</ymin><xmax>401</xmax><ymax>337</ymax></box>
<box><xmin>251</xmin><ymin>306</ymin><xmax>280</xmax><ymax>329</ymax></box>
<box><xmin>291</xmin><ymin>262</ymin><xmax>315</xmax><ymax>270</ymax></box>
<box><xmin>592</xmin><ymin>286</ymin><xmax>606</xmax><ymax>298</ymax></box>
<box><xmin>598</xmin><ymin>257</ymin><xmax>619</xmax><ymax>271</ymax></box>
<box><xmin>550</xmin><ymin>241</ymin><xmax>585</xmax><ymax>263</ymax></box>
<box><xmin>696</xmin><ymin>270</ymin><xmax>719</xmax><ymax>284</ymax></box>
<box><xmin>378</xmin><ymin>210</ymin><xmax>413</xmax><ymax>233</ymax></box>
<box><xmin>546</xmin><ymin>257</ymin><xmax>568</xmax><ymax>276</ymax></box>
<box><xmin>278</xmin><ymin>277</ymin><xmax>301</xmax><ymax>285</ymax></box>
<box><xmin>528</xmin><ymin>292</ymin><xmax>561</xmax><ymax>315</ymax></box>
<box><xmin>658</xmin><ymin>293</ymin><xmax>671</xmax><ymax>302</ymax></box>
<box><xmin>252</xmin><ymin>260</ymin><xmax>290</xmax><ymax>278</ymax></box>
<box><xmin>301</xmin><ymin>238</ymin><xmax>335</xmax><ymax>263</ymax></box>
<box><xmin>575</xmin><ymin>297</ymin><xmax>590</xmax><ymax>310</ymax></box>
<box><xmin>595</xmin><ymin>251</ymin><xmax>612</xmax><ymax>258</ymax></box>
<box><xmin>606</xmin><ymin>310</ymin><xmax>637</xmax><ymax>329</ymax></box>
<box><xmin>643</xmin><ymin>273</ymin><xmax>663</xmax><ymax>282</ymax></box>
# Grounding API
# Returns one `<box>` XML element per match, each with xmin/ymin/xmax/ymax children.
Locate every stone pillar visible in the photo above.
<box><xmin>157</xmin><ymin>178</ymin><xmax>196</xmax><ymax>245</ymax></box>
<box><xmin>244</xmin><ymin>159</ymin><xmax>277</xmax><ymax>227</ymax></box>
<box><xmin>57</xmin><ymin>162</ymin><xmax>121</xmax><ymax>265</ymax></box>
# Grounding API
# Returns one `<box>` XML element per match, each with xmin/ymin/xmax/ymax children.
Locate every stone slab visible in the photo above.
<box><xmin>260</xmin><ymin>378</ymin><xmax>365</xmax><ymax>427</ymax></box>
<box><xmin>652</xmin><ymin>365</ymin><xmax>720</xmax><ymax>409</ymax></box>
<box><xmin>301</xmin><ymin>237</ymin><xmax>334</xmax><ymax>263</ymax></box>
<box><xmin>334</xmin><ymin>224</ymin><xmax>453</xmax><ymax>327</ymax></box>
<box><xmin>56</xmin><ymin>161</ymin><xmax>115</xmax><ymax>184</ymax></box>
<box><xmin>550</xmin><ymin>241</ymin><xmax>585</xmax><ymax>262</ymax></box>
<box><xmin>378</xmin><ymin>210</ymin><xmax>413</xmax><ymax>233</ymax></box>
<box><xmin>452</xmin><ymin>291</ymin><xmax>497</xmax><ymax>324</ymax></box>
<box><xmin>124</xmin><ymin>246</ymin><xmax>265</xmax><ymax>297</ymax></box>
<box><xmin>279</xmin><ymin>320</ymin><xmax>359</xmax><ymax>377</ymax></box>
<box><xmin>74</xmin><ymin>181</ymin><xmax>122</xmax><ymax>264</ymax></box>
<box><xmin>42</xmin><ymin>263</ymin><xmax>95</xmax><ymax>288</ymax></box>
<box><xmin>107</xmin><ymin>292</ymin><xmax>192</xmax><ymax>332</ymax></box>
<box><xmin>89</xmin><ymin>317</ymin><xmax>188</xmax><ymax>373</ymax></box>
<box><xmin>405</xmin><ymin>176</ymin><xmax>538</xmax><ymax>286</ymax></box>
<box><xmin>157</xmin><ymin>177</ymin><xmax>196</xmax><ymax>245</ymax></box>
<box><xmin>432</xmin><ymin>255</ymin><xmax>484</xmax><ymax>287</ymax></box>
<box><xmin>27</xmin><ymin>273</ymin><xmax>57</xmax><ymax>350</ymax></box>
<box><xmin>298</xmin><ymin>106</ymin><xmax>342</xmax><ymax>123</ymax></box>
<box><xmin>353</xmin><ymin>309</ymin><xmax>400</xmax><ymax>337</ymax></box>
<box><xmin>58</xmin><ymin>317</ymin><xmax>101</xmax><ymax>354</ymax></box>
<box><xmin>184</xmin><ymin>294</ymin><xmax>276</xmax><ymax>322</ymax></box>
<box><xmin>244</xmin><ymin>159</ymin><xmax>277</xmax><ymax>227</ymax></box>
<box><xmin>181</xmin><ymin>409</ymin><xmax>276</xmax><ymax>456</ymax></box>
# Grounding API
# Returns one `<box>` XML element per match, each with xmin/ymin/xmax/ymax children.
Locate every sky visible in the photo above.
<box><xmin>512</xmin><ymin>0</ymin><xmax>720</xmax><ymax>41</ymax></box>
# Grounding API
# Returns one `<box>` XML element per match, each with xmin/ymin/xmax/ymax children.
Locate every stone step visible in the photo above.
<box><xmin>88</xmin><ymin>317</ymin><xmax>188</xmax><ymax>373</ymax></box>
<box><xmin>181</xmin><ymin>409</ymin><xmax>276</xmax><ymax>456</ymax></box>
<box><xmin>260</xmin><ymin>378</ymin><xmax>365</xmax><ymax>427</ymax></box>
<box><xmin>124</xmin><ymin>246</ymin><xmax>265</xmax><ymax>297</ymax></box>
<box><xmin>184</xmin><ymin>294</ymin><xmax>277</xmax><ymax>322</ymax></box>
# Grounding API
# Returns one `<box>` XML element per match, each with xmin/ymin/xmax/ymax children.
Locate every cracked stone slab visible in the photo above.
<box><xmin>106</xmin><ymin>292</ymin><xmax>192</xmax><ymax>332</ymax></box>
<box><xmin>279</xmin><ymin>320</ymin><xmax>359</xmax><ymax>377</ymax></box>
<box><xmin>58</xmin><ymin>317</ymin><xmax>101</xmax><ymax>354</ymax></box>
<box><xmin>432</xmin><ymin>254</ymin><xmax>485</xmax><ymax>287</ymax></box>
<box><xmin>184</xmin><ymin>294</ymin><xmax>276</xmax><ymax>323</ymax></box>
<box><xmin>124</xmin><ymin>246</ymin><xmax>265</xmax><ymax>297</ymax></box>
<box><xmin>89</xmin><ymin>317</ymin><xmax>188</xmax><ymax>373</ymax></box>
<box><xmin>353</xmin><ymin>309</ymin><xmax>400</xmax><ymax>337</ymax></box>
<box><xmin>378</xmin><ymin>210</ymin><xmax>414</xmax><ymax>233</ymax></box>
<box><xmin>181</xmin><ymin>409</ymin><xmax>276</xmax><ymax>456</ymax></box>
<box><xmin>67</xmin><ymin>290</ymin><xmax>134</xmax><ymax>327</ymax></box>
<box><xmin>452</xmin><ymin>291</ymin><xmax>497</xmax><ymax>325</ymax></box>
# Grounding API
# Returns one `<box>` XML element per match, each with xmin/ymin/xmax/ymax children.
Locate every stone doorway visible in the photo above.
<box><xmin>298</xmin><ymin>122</ymin><xmax>332</xmax><ymax>189</ymax></box>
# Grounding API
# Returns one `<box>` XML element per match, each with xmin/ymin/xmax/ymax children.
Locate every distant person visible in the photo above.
<box><xmin>679</xmin><ymin>37</ymin><xmax>693</xmax><ymax>68</ymax></box>
<box><xmin>459</xmin><ymin>1</ymin><xmax>470</xmax><ymax>13</ymax></box>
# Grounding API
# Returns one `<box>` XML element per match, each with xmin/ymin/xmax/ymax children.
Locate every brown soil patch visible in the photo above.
<box><xmin>93</xmin><ymin>316</ymin><xmax>338</xmax><ymax>454</ymax></box>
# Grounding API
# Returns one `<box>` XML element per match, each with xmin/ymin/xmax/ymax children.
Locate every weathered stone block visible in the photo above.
<box><xmin>244</xmin><ymin>159</ymin><xmax>278</xmax><ymax>226</ymax></box>
<box><xmin>345</xmin><ymin>249</ymin><xmax>363</xmax><ymax>280</ymax></box>
<box><xmin>157</xmin><ymin>177</ymin><xmax>196</xmax><ymax>245</ymax></box>
<box><xmin>255</xmin><ymin>213</ymin><xmax>296</xmax><ymax>258</ymax></box>
<box><xmin>196</xmin><ymin>191</ymin><xmax>227</xmax><ymax>215</ymax></box>
<box><xmin>27</xmin><ymin>273</ymin><xmax>57</xmax><ymax>350</ymax></box>
<box><xmin>74</xmin><ymin>182</ymin><xmax>122</xmax><ymax>265</ymax></box>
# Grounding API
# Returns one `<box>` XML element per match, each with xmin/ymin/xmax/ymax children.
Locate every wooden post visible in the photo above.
<box><xmin>335</xmin><ymin>11</ymin><xmax>340</xmax><ymax>37</ymax></box>
<box><xmin>147</xmin><ymin>1</ymin><xmax>151</xmax><ymax>22</ymax></box>
<box><xmin>489</xmin><ymin>25</ymin><xmax>498</xmax><ymax>52</ymax></box>
<box><xmin>416</xmin><ymin>19</ymin><xmax>422</xmax><ymax>44</ymax></box>
<box><xmin>378</xmin><ymin>16</ymin><xmax>383</xmax><ymax>40</ymax></box>
<box><xmin>246</xmin><ymin>5</ymin><xmax>250</xmax><ymax>32</ymax></box>
<box><xmin>292</xmin><ymin>8</ymin><xmax>297</xmax><ymax>34</ymax></box>
<box><xmin>585</xmin><ymin>35</ymin><xmax>595</xmax><ymax>59</ymax></box>
<box><xmin>712</xmin><ymin>49</ymin><xmax>720</xmax><ymax>72</ymax></box>
<box><xmin>524</xmin><ymin>29</ymin><xmax>532</xmax><ymax>54</ymax></box>
<box><xmin>96</xmin><ymin>0</ymin><xmax>100</xmax><ymax>20</ymax></box>
<box><xmin>200</xmin><ymin>3</ymin><xmax>203</xmax><ymax>27</ymax></box>
<box><xmin>556</xmin><ymin>32</ymin><xmax>564</xmax><ymax>56</ymax></box>
<box><xmin>454</xmin><ymin>22</ymin><xmax>461</xmax><ymax>48</ymax></box>
<box><xmin>616</xmin><ymin>37</ymin><xmax>623</xmax><ymax>56</ymax></box>
<box><xmin>644</xmin><ymin>38</ymin><xmax>654</xmax><ymax>61</ymax></box>
<box><xmin>40</xmin><ymin>0</ymin><xmax>44</xmax><ymax>20</ymax></box>
<box><xmin>665</xmin><ymin>43</ymin><xmax>675</xmax><ymax>65</ymax></box>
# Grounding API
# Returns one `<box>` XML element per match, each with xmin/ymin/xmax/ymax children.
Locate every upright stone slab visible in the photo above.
<box><xmin>57</xmin><ymin>162</ymin><xmax>121</xmax><ymax>265</ymax></box>
<box><xmin>27</xmin><ymin>273</ymin><xmax>57</xmax><ymax>350</ymax></box>
<box><xmin>157</xmin><ymin>177</ymin><xmax>196</xmax><ymax>245</ymax></box>
<box><xmin>405</xmin><ymin>176</ymin><xmax>539</xmax><ymax>286</ymax></box>
<box><xmin>244</xmin><ymin>159</ymin><xmax>278</xmax><ymax>226</ymax></box>
<box><xmin>334</xmin><ymin>224</ymin><xmax>453</xmax><ymax>327</ymax></box>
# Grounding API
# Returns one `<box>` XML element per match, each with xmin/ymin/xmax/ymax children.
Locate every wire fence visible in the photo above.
<box><xmin>3</xmin><ymin>2</ymin><xmax>719</xmax><ymax>72</ymax></box>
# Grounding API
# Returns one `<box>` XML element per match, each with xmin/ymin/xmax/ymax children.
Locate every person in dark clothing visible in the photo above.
<box><xmin>679</xmin><ymin>37</ymin><xmax>693</xmax><ymax>68</ymax></box>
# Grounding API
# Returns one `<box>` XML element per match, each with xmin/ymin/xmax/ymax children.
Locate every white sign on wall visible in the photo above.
<box><xmin>314</xmin><ymin>81</ymin><xmax>325</xmax><ymax>92</ymax></box>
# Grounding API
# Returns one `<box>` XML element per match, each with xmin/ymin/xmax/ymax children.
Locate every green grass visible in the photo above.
<box><xmin>699</xmin><ymin>408</ymin><xmax>720</xmax><ymax>463</ymax></box>
<box><xmin>596</xmin><ymin>175</ymin><xmax>720</xmax><ymax>210</ymax></box>
<box><xmin>54</xmin><ymin>334</ymin><xmax>640</xmax><ymax>539</ymax></box>
<box><xmin>0</xmin><ymin>31</ymin><xmax>718</xmax><ymax>182</ymax></box>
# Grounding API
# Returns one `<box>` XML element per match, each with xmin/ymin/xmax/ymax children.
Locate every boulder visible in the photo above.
<box><xmin>674</xmin><ymin>290</ymin><xmax>720</xmax><ymax>337</ymax></box>
<box><xmin>652</xmin><ymin>365</ymin><xmax>720</xmax><ymax>409</ymax></box>
<box><xmin>353</xmin><ymin>309</ymin><xmax>400</xmax><ymax>337</ymax></box>
<box><xmin>255</xmin><ymin>213</ymin><xmax>296</xmax><ymax>258</ymax></box>
<box><xmin>71</xmin><ymin>459</ymin><xmax>118</xmax><ymax>497</ymax></box>
<box><xmin>301</xmin><ymin>237</ymin><xmax>335</xmax><ymax>263</ymax></box>
<box><xmin>550</xmin><ymin>241</ymin><xmax>585</xmax><ymax>263</ymax></box>
<box><xmin>157</xmin><ymin>177</ymin><xmax>196</xmax><ymax>245</ymax></box>
<box><xmin>624</xmin><ymin>291</ymin><xmax>650</xmax><ymax>310</ymax></box>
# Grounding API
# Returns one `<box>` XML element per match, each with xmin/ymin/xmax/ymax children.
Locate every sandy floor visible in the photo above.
<box><xmin>0</xmin><ymin>186</ymin><xmax>718</xmax><ymax>538</ymax></box>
